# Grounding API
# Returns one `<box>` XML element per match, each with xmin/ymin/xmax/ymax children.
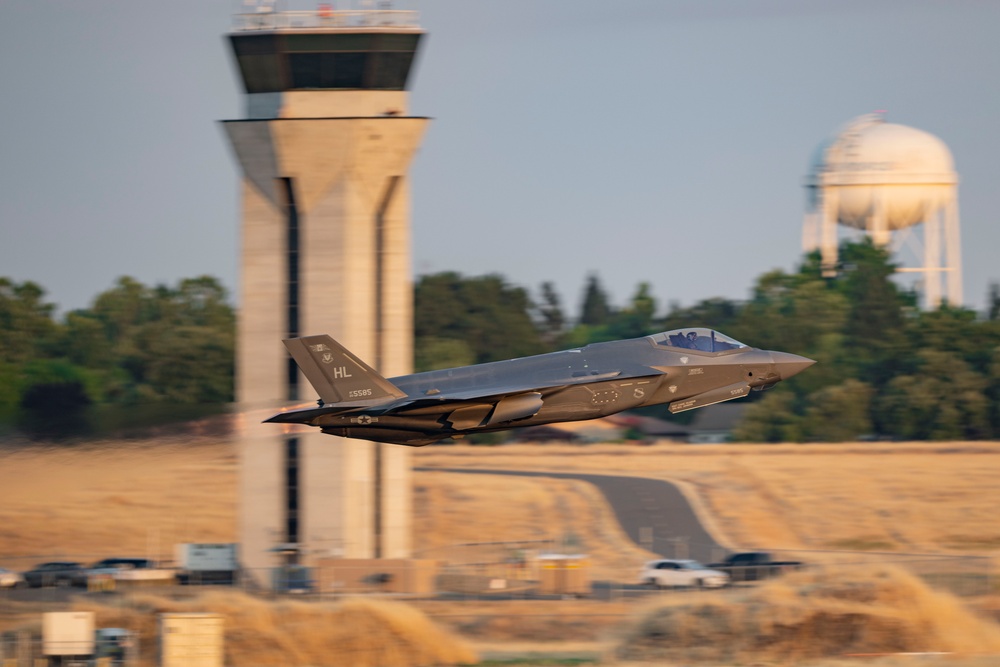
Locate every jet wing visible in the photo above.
<box><xmin>392</xmin><ymin>365</ymin><xmax>649</xmax><ymax>402</ymax></box>
<box><xmin>389</xmin><ymin>370</ymin><xmax>662</xmax><ymax>427</ymax></box>
<box><xmin>388</xmin><ymin>370</ymin><xmax>631</xmax><ymax>410</ymax></box>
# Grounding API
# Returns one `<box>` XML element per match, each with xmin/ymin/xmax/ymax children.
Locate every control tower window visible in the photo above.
<box><xmin>372</xmin><ymin>52</ymin><xmax>416</xmax><ymax>89</ymax></box>
<box><xmin>230</xmin><ymin>32</ymin><xmax>422</xmax><ymax>93</ymax></box>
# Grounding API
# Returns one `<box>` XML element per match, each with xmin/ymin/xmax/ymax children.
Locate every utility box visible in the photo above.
<box><xmin>537</xmin><ymin>555</ymin><xmax>590</xmax><ymax>596</ymax></box>
<box><xmin>159</xmin><ymin>613</ymin><xmax>223</xmax><ymax>667</ymax></box>
<box><xmin>176</xmin><ymin>543</ymin><xmax>238</xmax><ymax>584</ymax></box>
<box><xmin>94</xmin><ymin>628</ymin><xmax>132</xmax><ymax>667</ymax></box>
<box><xmin>43</xmin><ymin>612</ymin><xmax>95</xmax><ymax>656</ymax></box>
<box><xmin>272</xmin><ymin>565</ymin><xmax>314</xmax><ymax>594</ymax></box>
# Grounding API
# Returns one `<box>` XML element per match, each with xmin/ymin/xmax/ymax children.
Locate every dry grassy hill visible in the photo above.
<box><xmin>2</xmin><ymin>438</ymin><xmax>1000</xmax><ymax>568</ymax></box>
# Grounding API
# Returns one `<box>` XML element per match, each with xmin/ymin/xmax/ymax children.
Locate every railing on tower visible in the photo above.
<box><xmin>233</xmin><ymin>8</ymin><xmax>420</xmax><ymax>31</ymax></box>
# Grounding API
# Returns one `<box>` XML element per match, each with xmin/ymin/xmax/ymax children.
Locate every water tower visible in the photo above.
<box><xmin>802</xmin><ymin>113</ymin><xmax>962</xmax><ymax>307</ymax></box>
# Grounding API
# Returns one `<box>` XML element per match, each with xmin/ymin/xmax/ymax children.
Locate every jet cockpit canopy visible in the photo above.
<box><xmin>649</xmin><ymin>328</ymin><xmax>748</xmax><ymax>353</ymax></box>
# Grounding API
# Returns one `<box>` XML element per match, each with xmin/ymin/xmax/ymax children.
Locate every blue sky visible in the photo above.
<box><xmin>2</xmin><ymin>0</ymin><xmax>998</xmax><ymax>318</ymax></box>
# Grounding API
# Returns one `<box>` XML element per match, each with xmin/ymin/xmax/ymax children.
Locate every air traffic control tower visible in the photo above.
<box><xmin>222</xmin><ymin>5</ymin><xmax>428</xmax><ymax>582</ymax></box>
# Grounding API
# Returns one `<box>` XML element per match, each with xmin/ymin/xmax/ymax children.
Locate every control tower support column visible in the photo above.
<box><xmin>221</xmin><ymin>8</ymin><xmax>428</xmax><ymax>583</ymax></box>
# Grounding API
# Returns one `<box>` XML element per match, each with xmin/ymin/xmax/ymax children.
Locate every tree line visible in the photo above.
<box><xmin>4</xmin><ymin>239</ymin><xmax>1000</xmax><ymax>440</ymax></box>
<box><xmin>0</xmin><ymin>276</ymin><xmax>234</xmax><ymax>436</ymax></box>
<box><xmin>413</xmin><ymin>240</ymin><xmax>1000</xmax><ymax>442</ymax></box>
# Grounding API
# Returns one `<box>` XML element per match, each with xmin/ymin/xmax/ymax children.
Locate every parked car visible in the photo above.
<box><xmin>640</xmin><ymin>559</ymin><xmax>730</xmax><ymax>589</ymax></box>
<box><xmin>88</xmin><ymin>558</ymin><xmax>156</xmax><ymax>572</ymax></box>
<box><xmin>707</xmin><ymin>551</ymin><xmax>805</xmax><ymax>582</ymax></box>
<box><xmin>82</xmin><ymin>558</ymin><xmax>174</xmax><ymax>586</ymax></box>
<box><xmin>0</xmin><ymin>567</ymin><xmax>25</xmax><ymax>588</ymax></box>
<box><xmin>22</xmin><ymin>561</ymin><xmax>86</xmax><ymax>588</ymax></box>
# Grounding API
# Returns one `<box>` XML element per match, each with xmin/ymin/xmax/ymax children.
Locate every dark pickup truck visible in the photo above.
<box><xmin>708</xmin><ymin>552</ymin><xmax>805</xmax><ymax>582</ymax></box>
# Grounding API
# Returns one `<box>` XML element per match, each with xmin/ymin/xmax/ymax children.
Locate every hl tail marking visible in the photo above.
<box><xmin>283</xmin><ymin>335</ymin><xmax>406</xmax><ymax>406</ymax></box>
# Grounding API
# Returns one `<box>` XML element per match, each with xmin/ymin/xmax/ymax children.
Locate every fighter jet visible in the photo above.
<box><xmin>265</xmin><ymin>329</ymin><xmax>814</xmax><ymax>446</ymax></box>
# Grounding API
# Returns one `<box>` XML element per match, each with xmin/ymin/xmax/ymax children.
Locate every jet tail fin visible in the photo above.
<box><xmin>283</xmin><ymin>335</ymin><xmax>406</xmax><ymax>406</ymax></box>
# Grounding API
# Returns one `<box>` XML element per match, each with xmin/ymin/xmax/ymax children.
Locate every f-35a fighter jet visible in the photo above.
<box><xmin>266</xmin><ymin>329</ymin><xmax>814</xmax><ymax>446</ymax></box>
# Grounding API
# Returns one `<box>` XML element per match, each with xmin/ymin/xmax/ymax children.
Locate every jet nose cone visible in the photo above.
<box><xmin>770</xmin><ymin>351</ymin><xmax>816</xmax><ymax>381</ymax></box>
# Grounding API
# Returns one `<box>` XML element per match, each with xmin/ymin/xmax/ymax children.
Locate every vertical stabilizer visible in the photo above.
<box><xmin>283</xmin><ymin>335</ymin><xmax>406</xmax><ymax>405</ymax></box>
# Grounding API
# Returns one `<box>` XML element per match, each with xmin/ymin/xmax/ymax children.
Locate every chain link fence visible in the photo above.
<box><xmin>0</xmin><ymin>545</ymin><xmax>993</xmax><ymax>601</ymax></box>
<box><xmin>0</xmin><ymin>546</ymin><xmax>994</xmax><ymax>667</ymax></box>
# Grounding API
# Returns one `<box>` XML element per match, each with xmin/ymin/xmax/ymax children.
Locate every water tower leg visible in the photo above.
<box><xmin>924</xmin><ymin>209</ymin><xmax>942</xmax><ymax>309</ymax></box>
<box><xmin>820</xmin><ymin>190</ymin><xmax>838</xmax><ymax>277</ymax></box>
<box><xmin>944</xmin><ymin>196</ymin><xmax>963</xmax><ymax>306</ymax></box>
<box><xmin>870</xmin><ymin>188</ymin><xmax>890</xmax><ymax>247</ymax></box>
<box><xmin>802</xmin><ymin>211</ymin><xmax>819</xmax><ymax>254</ymax></box>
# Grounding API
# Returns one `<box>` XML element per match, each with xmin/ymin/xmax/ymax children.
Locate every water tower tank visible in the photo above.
<box><xmin>807</xmin><ymin>114</ymin><xmax>957</xmax><ymax>234</ymax></box>
<box><xmin>803</xmin><ymin>114</ymin><xmax>962</xmax><ymax>308</ymax></box>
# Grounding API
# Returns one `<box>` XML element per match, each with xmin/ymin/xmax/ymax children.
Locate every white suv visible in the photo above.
<box><xmin>640</xmin><ymin>559</ymin><xmax>729</xmax><ymax>589</ymax></box>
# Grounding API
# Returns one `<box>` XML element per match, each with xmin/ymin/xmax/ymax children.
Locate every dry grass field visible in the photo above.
<box><xmin>3</xmin><ymin>439</ymin><xmax>1000</xmax><ymax>565</ymax></box>
<box><xmin>414</xmin><ymin>441</ymin><xmax>1000</xmax><ymax>558</ymax></box>
<box><xmin>2</xmin><ymin>437</ymin><xmax>1000</xmax><ymax>666</ymax></box>
<box><xmin>0</xmin><ymin>440</ymin><xmax>238</xmax><ymax>563</ymax></box>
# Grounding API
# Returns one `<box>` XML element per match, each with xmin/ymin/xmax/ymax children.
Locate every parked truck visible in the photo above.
<box><xmin>175</xmin><ymin>544</ymin><xmax>238</xmax><ymax>585</ymax></box>
<box><xmin>707</xmin><ymin>551</ymin><xmax>805</xmax><ymax>582</ymax></box>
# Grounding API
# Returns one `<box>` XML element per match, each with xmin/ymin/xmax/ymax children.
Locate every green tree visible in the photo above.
<box><xmin>910</xmin><ymin>305</ymin><xmax>996</xmax><ymax>371</ymax></box>
<box><xmin>17</xmin><ymin>359</ymin><xmax>97</xmax><ymax>438</ymax></box>
<box><xmin>535</xmin><ymin>281</ymin><xmax>566</xmax><ymax>347</ymax></box>
<box><xmin>414</xmin><ymin>337</ymin><xmax>476</xmax><ymax>371</ymax></box>
<box><xmin>660</xmin><ymin>297</ymin><xmax>741</xmax><ymax>336</ymax></box>
<box><xmin>607</xmin><ymin>282</ymin><xmax>658</xmax><ymax>339</ymax></box>
<box><xmin>731</xmin><ymin>392</ymin><xmax>803</xmax><ymax>443</ymax></box>
<box><xmin>141</xmin><ymin>325</ymin><xmax>234</xmax><ymax>403</ymax></box>
<box><xmin>801</xmin><ymin>380</ymin><xmax>874</xmax><ymax>442</ymax></box>
<box><xmin>729</xmin><ymin>258</ymin><xmax>849</xmax><ymax>399</ymax></box>
<box><xmin>988</xmin><ymin>346</ymin><xmax>1000</xmax><ymax>438</ymax></box>
<box><xmin>579</xmin><ymin>273</ymin><xmax>613</xmax><ymax>326</ymax></box>
<box><xmin>0</xmin><ymin>278</ymin><xmax>59</xmax><ymax>364</ymax></box>
<box><xmin>71</xmin><ymin>276</ymin><xmax>235</xmax><ymax>405</ymax></box>
<box><xmin>414</xmin><ymin>272</ymin><xmax>545</xmax><ymax>366</ymax></box>
<box><xmin>836</xmin><ymin>240</ymin><xmax>915</xmax><ymax>388</ymax></box>
<box><xmin>0</xmin><ymin>363</ymin><xmax>20</xmax><ymax>422</ymax></box>
<box><xmin>878</xmin><ymin>350</ymin><xmax>989</xmax><ymax>440</ymax></box>
<box><xmin>988</xmin><ymin>283</ymin><xmax>1000</xmax><ymax>322</ymax></box>
<box><xmin>90</xmin><ymin>276</ymin><xmax>154</xmax><ymax>344</ymax></box>
<box><xmin>61</xmin><ymin>311</ymin><xmax>114</xmax><ymax>369</ymax></box>
<box><xmin>172</xmin><ymin>276</ymin><xmax>235</xmax><ymax>329</ymax></box>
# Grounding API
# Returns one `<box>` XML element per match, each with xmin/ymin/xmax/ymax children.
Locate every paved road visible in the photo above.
<box><xmin>416</xmin><ymin>467</ymin><xmax>728</xmax><ymax>564</ymax></box>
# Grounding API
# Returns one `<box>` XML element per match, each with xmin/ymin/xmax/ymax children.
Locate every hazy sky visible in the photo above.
<box><xmin>2</xmin><ymin>0</ymin><xmax>998</xmax><ymax>318</ymax></box>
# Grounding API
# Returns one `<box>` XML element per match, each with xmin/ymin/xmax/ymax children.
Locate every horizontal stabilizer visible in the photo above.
<box><xmin>264</xmin><ymin>404</ymin><xmax>357</xmax><ymax>424</ymax></box>
<box><xmin>284</xmin><ymin>335</ymin><xmax>406</xmax><ymax>406</ymax></box>
<box><xmin>668</xmin><ymin>382</ymin><xmax>750</xmax><ymax>414</ymax></box>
